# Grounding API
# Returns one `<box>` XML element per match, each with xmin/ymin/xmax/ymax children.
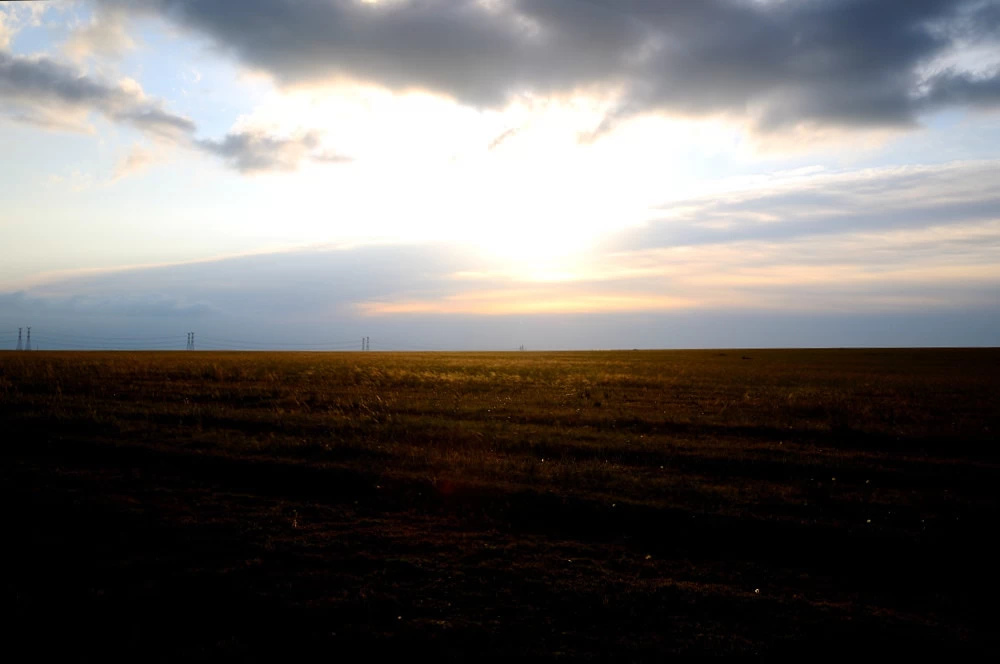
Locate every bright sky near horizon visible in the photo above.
<box><xmin>1</xmin><ymin>0</ymin><xmax>999</xmax><ymax>350</ymax></box>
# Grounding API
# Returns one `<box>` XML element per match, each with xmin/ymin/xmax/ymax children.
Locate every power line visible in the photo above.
<box><xmin>199</xmin><ymin>335</ymin><xmax>362</xmax><ymax>346</ymax></box>
<box><xmin>6</xmin><ymin>328</ymin><xmax>458</xmax><ymax>352</ymax></box>
<box><xmin>31</xmin><ymin>331</ymin><xmax>182</xmax><ymax>342</ymax></box>
<box><xmin>197</xmin><ymin>341</ymin><xmax>361</xmax><ymax>351</ymax></box>
<box><xmin>31</xmin><ymin>339</ymin><xmax>184</xmax><ymax>349</ymax></box>
<box><xmin>372</xmin><ymin>336</ymin><xmax>453</xmax><ymax>351</ymax></box>
<box><xmin>35</xmin><ymin>334</ymin><xmax>180</xmax><ymax>348</ymax></box>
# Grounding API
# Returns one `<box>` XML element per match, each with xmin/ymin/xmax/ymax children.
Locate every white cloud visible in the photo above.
<box><xmin>112</xmin><ymin>143</ymin><xmax>163</xmax><ymax>181</ymax></box>
<box><xmin>63</xmin><ymin>6</ymin><xmax>135</xmax><ymax>63</ymax></box>
<box><xmin>0</xmin><ymin>11</ymin><xmax>12</xmax><ymax>51</ymax></box>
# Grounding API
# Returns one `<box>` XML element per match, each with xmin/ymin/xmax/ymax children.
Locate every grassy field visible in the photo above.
<box><xmin>3</xmin><ymin>349</ymin><xmax>999</xmax><ymax>658</ymax></box>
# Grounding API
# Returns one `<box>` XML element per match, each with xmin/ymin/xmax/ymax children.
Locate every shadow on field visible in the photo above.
<box><xmin>3</xmin><ymin>350</ymin><xmax>999</xmax><ymax>658</ymax></box>
<box><xmin>5</xmin><ymin>433</ymin><xmax>996</xmax><ymax>659</ymax></box>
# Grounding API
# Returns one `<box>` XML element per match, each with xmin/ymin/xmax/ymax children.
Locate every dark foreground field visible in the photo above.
<box><xmin>3</xmin><ymin>349</ymin><xmax>999</xmax><ymax>659</ymax></box>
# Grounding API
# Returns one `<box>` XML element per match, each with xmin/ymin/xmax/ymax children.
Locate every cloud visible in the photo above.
<box><xmin>360</xmin><ymin>287</ymin><xmax>693</xmax><ymax>316</ymax></box>
<box><xmin>112</xmin><ymin>143</ymin><xmax>162</xmax><ymax>180</ymax></box>
<box><xmin>105</xmin><ymin>0</ymin><xmax>1000</xmax><ymax>134</ymax></box>
<box><xmin>63</xmin><ymin>6</ymin><xmax>136</xmax><ymax>62</ymax></box>
<box><xmin>196</xmin><ymin>130</ymin><xmax>338</xmax><ymax>173</ymax></box>
<box><xmin>0</xmin><ymin>50</ymin><xmax>347</xmax><ymax>172</ymax></box>
<box><xmin>5</xmin><ymin>238</ymin><xmax>998</xmax><ymax>348</ymax></box>
<box><xmin>25</xmin><ymin>244</ymin><xmax>479</xmax><ymax>313</ymax></box>
<box><xmin>0</xmin><ymin>288</ymin><xmax>213</xmax><ymax>318</ymax></box>
<box><xmin>27</xmin><ymin>167</ymin><xmax>994</xmax><ymax>323</ymax></box>
<box><xmin>60</xmin><ymin>293</ymin><xmax>216</xmax><ymax>317</ymax></box>
<box><xmin>921</xmin><ymin>69</ymin><xmax>1000</xmax><ymax>108</ymax></box>
<box><xmin>0</xmin><ymin>50</ymin><xmax>195</xmax><ymax>138</ymax></box>
<box><xmin>0</xmin><ymin>11</ymin><xmax>11</xmax><ymax>51</ymax></box>
<box><xmin>0</xmin><ymin>1</ymin><xmax>48</xmax><ymax>51</ymax></box>
<box><xmin>613</xmin><ymin>160</ymin><xmax>1000</xmax><ymax>250</ymax></box>
<box><xmin>488</xmin><ymin>127</ymin><xmax>519</xmax><ymax>151</ymax></box>
<box><xmin>318</xmin><ymin>159</ymin><xmax>999</xmax><ymax>317</ymax></box>
<box><xmin>312</xmin><ymin>150</ymin><xmax>354</xmax><ymax>164</ymax></box>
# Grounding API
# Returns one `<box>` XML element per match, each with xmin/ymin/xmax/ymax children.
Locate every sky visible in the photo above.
<box><xmin>1</xmin><ymin>0</ymin><xmax>999</xmax><ymax>350</ymax></box>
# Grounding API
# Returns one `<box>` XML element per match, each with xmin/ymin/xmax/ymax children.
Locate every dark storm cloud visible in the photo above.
<box><xmin>0</xmin><ymin>51</ymin><xmax>195</xmax><ymax>137</ymax></box>
<box><xmin>107</xmin><ymin>0</ymin><xmax>1000</xmax><ymax>131</ymax></box>
<box><xmin>921</xmin><ymin>70</ymin><xmax>1000</xmax><ymax>108</ymax></box>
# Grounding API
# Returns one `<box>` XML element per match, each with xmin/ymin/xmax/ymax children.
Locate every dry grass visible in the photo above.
<box><xmin>2</xmin><ymin>348</ymin><xmax>998</xmax><ymax>658</ymax></box>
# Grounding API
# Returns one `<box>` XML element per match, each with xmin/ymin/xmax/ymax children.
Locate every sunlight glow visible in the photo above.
<box><xmin>216</xmin><ymin>83</ymin><xmax>746</xmax><ymax>271</ymax></box>
<box><xmin>357</xmin><ymin>289</ymin><xmax>694</xmax><ymax>316</ymax></box>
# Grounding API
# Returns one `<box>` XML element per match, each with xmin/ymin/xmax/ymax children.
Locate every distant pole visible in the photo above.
<box><xmin>366</xmin><ymin>336</ymin><xmax>370</xmax><ymax>351</ymax></box>
<box><xmin>25</xmin><ymin>326</ymin><xmax>31</xmax><ymax>351</ymax></box>
<box><xmin>190</xmin><ymin>332</ymin><xmax>194</xmax><ymax>351</ymax></box>
<box><xmin>16</xmin><ymin>328</ymin><xmax>22</xmax><ymax>351</ymax></box>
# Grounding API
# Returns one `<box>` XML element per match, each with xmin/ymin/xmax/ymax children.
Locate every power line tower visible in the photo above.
<box><xmin>25</xmin><ymin>326</ymin><xmax>31</xmax><ymax>351</ymax></box>
<box><xmin>188</xmin><ymin>332</ymin><xmax>195</xmax><ymax>351</ymax></box>
<box><xmin>186</xmin><ymin>332</ymin><xmax>191</xmax><ymax>350</ymax></box>
<box><xmin>16</xmin><ymin>328</ymin><xmax>22</xmax><ymax>351</ymax></box>
<box><xmin>366</xmin><ymin>336</ymin><xmax>370</xmax><ymax>351</ymax></box>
